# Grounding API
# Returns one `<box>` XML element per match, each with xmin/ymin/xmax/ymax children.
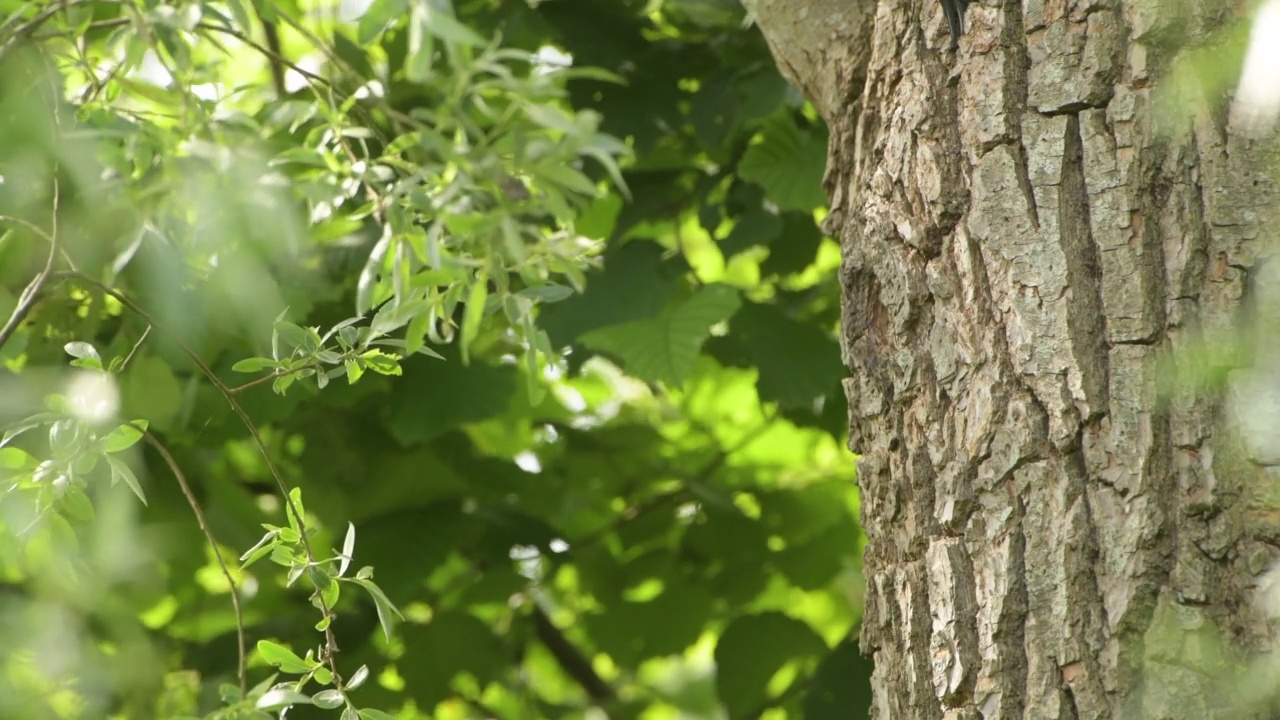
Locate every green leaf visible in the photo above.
<box><xmin>359</xmin><ymin>349</ymin><xmax>402</xmax><ymax>376</ymax></box>
<box><xmin>357</xmin><ymin>0</ymin><xmax>407</xmax><ymax>44</ymax></box>
<box><xmin>64</xmin><ymin>341</ymin><xmax>101</xmax><ymax>363</ymax></box>
<box><xmin>61</xmin><ymin>484</ymin><xmax>95</xmax><ymax>523</ymax></box>
<box><xmin>275</xmin><ymin>321</ymin><xmax>319</xmax><ymax>356</ymax></box>
<box><xmin>714</xmin><ymin>613</ymin><xmax>828</xmax><ymax>718</ymax></box>
<box><xmin>0</xmin><ymin>447</ymin><xmax>34</xmax><ymax>470</ymax></box>
<box><xmin>359</xmin><ymin>710</ymin><xmax>399</xmax><ymax>720</ymax></box>
<box><xmin>232</xmin><ymin>357</ymin><xmax>277</xmax><ymax>373</ymax></box>
<box><xmin>370</xmin><ymin>297</ymin><xmax>430</xmax><ymax>337</ymax></box>
<box><xmin>738</xmin><ymin>113</ymin><xmax>829</xmax><ymax>212</ymax></box>
<box><xmin>256</xmin><ymin>640</ymin><xmax>311</xmax><ymax>674</ymax></box>
<box><xmin>346</xmin><ymin>665</ymin><xmax>370</xmax><ymax>691</ymax></box>
<box><xmin>730</xmin><ymin>301</ymin><xmax>846</xmax><ymax>408</ymax></box>
<box><xmin>256</xmin><ymin>687</ymin><xmax>313</xmax><ymax>710</ymax></box>
<box><xmin>516</xmin><ymin>284</ymin><xmax>575</xmax><ymax>303</ymax></box>
<box><xmin>339</xmin><ymin>522</ymin><xmax>356</xmax><ymax>577</ymax></box>
<box><xmin>802</xmin><ymin>640</ymin><xmax>874</xmax><ymax>720</ymax></box>
<box><xmin>405</xmin><ymin>0</ymin><xmax>435</xmax><ymax>82</ymax></box>
<box><xmin>312</xmin><ymin>689</ymin><xmax>345</xmax><ymax>709</ymax></box>
<box><xmin>240</xmin><ymin>531</ymin><xmax>279</xmax><ymax>569</ymax></box>
<box><xmin>104</xmin><ymin>454</ymin><xmax>146</xmax><ymax>505</ymax></box>
<box><xmin>353</xmin><ymin>577</ymin><xmax>403</xmax><ymax>641</ymax></box>
<box><xmin>226</xmin><ymin>0</ymin><xmax>254</xmax><ymax>31</ymax></box>
<box><xmin>580</xmin><ymin>284</ymin><xmax>742</xmax><ymax>386</ymax></box>
<box><xmin>103</xmin><ymin>421</ymin><xmax>146</xmax><ymax>452</ymax></box>
<box><xmin>386</xmin><ymin>355</ymin><xmax>517</xmax><ymax>446</ymax></box>
<box><xmin>459</xmin><ymin>274</ymin><xmax>488</xmax><ymax>364</ymax></box>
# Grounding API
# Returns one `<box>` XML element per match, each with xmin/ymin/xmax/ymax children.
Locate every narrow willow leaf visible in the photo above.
<box><xmin>104</xmin><ymin>454</ymin><xmax>146</xmax><ymax>505</ymax></box>
<box><xmin>459</xmin><ymin>274</ymin><xmax>488</xmax><ymax>365</ymax></box>
<box><xmin>354</xmin><ymin>578</ymin><xmax>403</xmax><ymax>641</ymax></box>
<box><xmin>103</xmin><ymin>421</ymin><xmax>146</xmax><ymax>452</ymax></box>
<box><xmin>339</xmin><ymin>522</ymin><xmax>356</xmax><ymax>577</ymax></box>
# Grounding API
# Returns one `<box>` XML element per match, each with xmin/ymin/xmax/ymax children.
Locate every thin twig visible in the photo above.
<box><xmin>118</xmin><ymin>325</ymin><xmax>151</xmax><ymax>372</ymax></box>
<box><xmin>570</xmin><ymin>420</ymin><xmax>775</xmax><ymax>548</ymax></box>
<box><xmin>195</xmin><ymin>21</ymin><xmax>332</xmax><ymax>89</ymax></box>
<box><xmin>0</xmin><ymin>0</ymin><xmax>114</xmax><ymax>59</ymax></box>
<box><xmin>0</xmin><ymin>181</ymin><xmax>60</xmax><ymax>351</ymax></box>
<box><xmin>55</xmin><ymin>271</ymin><xmax>347</xmax><ymax>681</ymax></box>
<box><xmin>135</xmin><ymin>424</ymin><xmax>247</xmax><ymax>695</ymax></box>
<box><xmin>227</xmin><ymin>371</ymin><xmax>284</xmax><ymax>395</ymax></box>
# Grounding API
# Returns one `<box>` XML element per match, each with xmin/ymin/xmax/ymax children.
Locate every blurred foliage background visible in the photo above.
<box><xmin>0</xmin><ymin>0</ymin><xmax>868</xmax><ymax>718</ymax></box>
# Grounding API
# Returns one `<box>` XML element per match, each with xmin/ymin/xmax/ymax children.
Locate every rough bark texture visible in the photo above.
<box><xmin>748</xmin><ymin>0</ymin><xmax>1280</xmax><ymax>718</ymax></box>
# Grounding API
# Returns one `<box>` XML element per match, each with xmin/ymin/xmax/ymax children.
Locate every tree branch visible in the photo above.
<box><xmin>135</xmin><ymin>424</ymin><xmax>247</xmax><ymax>695</ymax></box>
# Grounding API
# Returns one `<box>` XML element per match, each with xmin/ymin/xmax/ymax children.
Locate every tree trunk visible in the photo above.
<box><xmin>746</xmin><ymin>0</ymin><xmax>1280</xmax><ymax>717</ymax></box>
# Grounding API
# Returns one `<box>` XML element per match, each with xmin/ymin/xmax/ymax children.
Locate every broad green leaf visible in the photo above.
<box><xmin>256</xmin><ymin>640</ymin><xmax>311</xmax><ymax>674</ymax></box>
<box><xmin>579</xmin><ymin>284</ymin><xmax>742</xmax><ymax>386</ymax></box>
<box><xmin>0</xmin><ymin>447</ymin><xmax>34</xmax><ymax>470</ymax></box>
<box><xmin>714</xmin><ymin>613</ymin><xmax>828</xmax><ymax>718</ymax></box>
<box><xmin>802</xmin><ymin>640</ymin><xmax>875</xmax><ymax>720</ymax></box>
<box><xmin>737</xmin><ymin>112</ymin><xmax>829</xmax><ymax>212</ymax></box>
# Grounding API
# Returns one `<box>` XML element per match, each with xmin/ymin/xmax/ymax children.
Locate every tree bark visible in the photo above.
<box><xmin>748</xmin><ymin>0</ymin><xmax>1280</xmax><ymax>717</ymax></box>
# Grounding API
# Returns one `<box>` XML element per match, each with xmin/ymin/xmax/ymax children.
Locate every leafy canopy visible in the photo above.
<box><xmin>0</xmin><ymin>0</ymin><xmax>868</xmax><ymax>718</ymax></box>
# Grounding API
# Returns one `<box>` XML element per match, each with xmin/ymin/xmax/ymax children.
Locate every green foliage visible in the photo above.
<box><xmin>0</xmin><ymin>0</ymin><xmax>863</xmax><ymax>719</ymax></box>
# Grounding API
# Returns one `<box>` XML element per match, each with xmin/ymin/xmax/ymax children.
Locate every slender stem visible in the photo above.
<box><xmin>0</xmin><ymin>180</ymin><xmax>60</xmax><ymax>351</ymax></box>
<box><xmin>56</xmin><ymin>271</ymin><xmax>347</xmax><ymax>679</ymax></box>
<box><xmin>135</xmin><ymin>425</ymin><xmax>247</xmax><ymax>695</ymax></box>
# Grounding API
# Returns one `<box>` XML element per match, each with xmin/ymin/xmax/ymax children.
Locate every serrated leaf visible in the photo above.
<box><xmin>714</xmin><ymin>613</ymin><xmax>827</xmax><ymax>718</ymax></box>
<box><xmin>731</xmin><ymin>301</ymin><xmax>846</xmax><ymax>408</ymax></box>
<box><xmin>579</xmin><ymin>284</ymin><xmax>742</xmax><ymax>386</ymax></box>
<box><xmin>738</xmin><ymin>113</ymin><xmax>828</xmax><ymax>212</ymax></box>
<box><xmin>803</xmin><ymin>640</ymin><xmax>874</xmax><ymax>720</ymax></box>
